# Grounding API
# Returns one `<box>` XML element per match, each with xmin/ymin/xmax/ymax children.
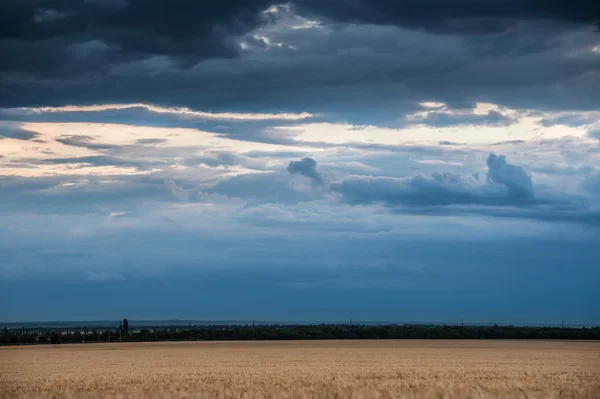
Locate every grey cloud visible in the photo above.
<box><xmin>410</xmin><ymin>110</ymin><xmax>516</xmax><ymax>127</ymax></box>
<box><xmin>332</xmin><ymin>153</ymin><xmax>535</xmax><ymax>207</ymax></box>
<box><xmin>320</xmin><ymin>161</ymin><xmax>379</xmax><ymax>176</ymax></box>
<box><xmin>0</xmin><ymin>107</ymin><xmax>313</xmax><ymax>146</ymax></box>
<box><xmin>135</xmin><ymin>138</ymin><xmax>167</xmax><ymax>145</ymax></box>
<box><xmin>164</xmin><ymin>179</ymin><xmax>191</xmax><ymax>201</ymax></box>
<box><xmin>330</xmin><ymin>152</ymin><xmax>600</xmax><ymax>225</ymax></box>
<box><xmin>331</xmin><ymin>172</ymin><xmax>523</xmax><ymax>207</ymax></box>
<box><xmin>0</xmin><ymin>173</ymin><xmax>184</xmax><ymax>215</ymax></box>
<box><xmin>486</xmin><ymin>153</ymin><xmax>533</xmax><ymax>198</ymax></box>
<box><xmin>44</xmin><ymin>155</ymin><xmax>144</xmax><ymax>168</ymax></box>
<box><xmin>287</xmin><ymin>157</ymin><xmax>324</xmax><ymax>186</ymax></box>
<box><xmin>540</xmin><ymin>114</ymin><xmax>600</xmax><ymax>127</ymax></box>
<box><xmin>438</xmin><ymin>141</ymin><xmax>462</xmax><ymax>146</ymax></box>
<box><xmin>209</xmin><ymin>172</ymin><xmax>317</xmax><ymax>205</ymax></box>
<box><xmin>0</xmin><ymin>125</ymin><xmax>39</xmax><ymax>140</ymax></box>
<box><xmin>492</xmin><ymin>140</ymin><xmax>527</xmax><ymax>146</ymax></box>
<box><xmin>589</xmin><ymin>129</ymin><xmax>600</xmax><ymax>141</ymax></box>
<box><xmin>56</xmin><ymin>135</ymin><xmax>120</xmax><ymax>150</ymax></box>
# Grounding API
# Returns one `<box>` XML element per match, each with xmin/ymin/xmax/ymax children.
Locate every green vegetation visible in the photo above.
<box><xmin>2</xmin><ymin>323</ymin><xmax>599</xmax><ymax>345</ymax></box>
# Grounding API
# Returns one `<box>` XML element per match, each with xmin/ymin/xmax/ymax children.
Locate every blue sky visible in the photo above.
<box><xmin>1</xmin><ymin>0</ymin><xmax>599</xmax><ymax>323</ymax></box>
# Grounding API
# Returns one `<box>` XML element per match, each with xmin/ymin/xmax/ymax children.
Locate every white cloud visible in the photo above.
<box><xmin>13</xmin><ymin>103</ymin><xmax>314</xmax><ymax>121</ymax></box>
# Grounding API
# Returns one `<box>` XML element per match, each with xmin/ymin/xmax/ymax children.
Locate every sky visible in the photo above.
<box><xmin>1</xmin><ymin>0</ymin><xmax>599</xmax><ymax>324</ymax></box>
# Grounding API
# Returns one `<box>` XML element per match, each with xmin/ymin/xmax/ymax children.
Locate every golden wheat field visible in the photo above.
<box><xmin>1</xmin><ymin>340</ymin><xmax>599</xmax><ymax>398</ymax></box>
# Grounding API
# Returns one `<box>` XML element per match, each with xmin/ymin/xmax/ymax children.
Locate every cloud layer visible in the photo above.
<box><xmin>1</xmin><ymin>1</ymin><xmax>599</xmax><ymax>323</ymax></box>
<box><xmin>2</xmin><ymin>1</ymin><xmax>599</xmax><ymax>123</ymax></box>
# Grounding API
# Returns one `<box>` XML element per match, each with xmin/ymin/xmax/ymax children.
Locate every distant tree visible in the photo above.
<box><xmin>123</xmin><ymin>319</ymin><xmax>129</xmax><ymax>334</ymax></box>
<box><xmin>2</xmin><ymin>324</ymin><xmax>600</xmax><ymax>346</ymax></box>
<box><xmin>50</xmin><ymin>332</ymin><xmax>61</xmax><ymax>344</ymax></box>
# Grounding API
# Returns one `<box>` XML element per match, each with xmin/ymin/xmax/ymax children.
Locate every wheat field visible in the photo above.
<box><xmin>1</xmin><ymin>340</ymin><xmax>599</xmax><ymax>398</ymax></box>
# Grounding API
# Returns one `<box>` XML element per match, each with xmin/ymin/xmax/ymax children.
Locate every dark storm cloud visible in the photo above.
<box><xmin>295</xmin><ymin>0</ymin><xmax>600</xmax><ymax>33</ymax></box>
<box><xmin>0</xmin><ymin>0</ymin><xmax>274</xmax><ymax>106</ymax></box>
<box><xmin>19</xmin><ymin>0</ymin><xmax>596</xmax><ymax>48</ymax></box>
<box><xmin>1</xmin><ymin>0</ymin><xmax>599</xmax><ymax>123</ymax></box>
<box><xmin>1</xmin><ymin>0</ymin><xmax>273</xmax><ymax>55</ymax></box>
<box><xmin>287</xmin><ymin>157</ymin><xmax>324</xmax><ymax>186</ymax></box>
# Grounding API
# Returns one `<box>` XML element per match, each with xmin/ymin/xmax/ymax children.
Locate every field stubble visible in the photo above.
<box><xmin>1</xmin><ymin>340</ymin><xmax>599</xmax><ymax>398</ymax></box>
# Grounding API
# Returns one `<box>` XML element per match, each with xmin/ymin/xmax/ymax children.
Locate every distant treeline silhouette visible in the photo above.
<box><xmin>2</xmin><ymin>323</ymin><xmax>599</xmax><ymax>345</ymax></box>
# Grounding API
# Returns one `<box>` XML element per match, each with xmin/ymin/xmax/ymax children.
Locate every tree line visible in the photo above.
<box><xmin>2</xmin><ymin>323</ymin><xmax>599</xmax><ymax>345</ymax></box>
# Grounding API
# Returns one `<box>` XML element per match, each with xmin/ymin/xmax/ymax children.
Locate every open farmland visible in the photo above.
<box><xmin>1</xmin><ymin>340</ymin><xmax>599</xmax><ymax>398</ymax></box>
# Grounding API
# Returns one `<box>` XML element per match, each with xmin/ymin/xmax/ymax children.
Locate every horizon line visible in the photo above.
<box><xmin>2</xmin><ymin>319</ymin><xmax>598</xmax><ymax>328</ymax></box>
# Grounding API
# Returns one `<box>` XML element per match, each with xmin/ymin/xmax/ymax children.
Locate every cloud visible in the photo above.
<box><xmin>134</xmin><ymin>138</ymin><xmax>168</xmax><ymax>145</ymax></box>
<box><xmin>492</xmin><ymin>140</ymin><xmax>527</xmax><ymax>146</ymax></box>
<box><xmin>1</xmin><ymin>3</ymin><xmax>599</xmax><ymax>124</ymax></box>
<box><xmin>44</xmin><ymin>155</ymin><xmax>144</xmax><ymax>168</ymax></box>
<box><xmin>16</xmin><ymin>103</ymin><xmax>314</xmax><ymax>121</ymax></box>
<box><xmin>209</xmin><ymin>172</ymin><xmax>315</xmax><ymax>205</ymax></box>
<box><xmin>589</xmin><ymin>129</ymin><xmax>600</xmax><ymax>141</ymax></box>
<box><xmin>165</xmin><ymin>179</ymin><xmax>191</xmax><ymax>201</ymax></box>
<box><xmin>55</xmin><ymin>135</ymin><xmax>119</xmax><ymax>150</ymax></box>
<box><xmin>187</xmin><ymin>151</ymin><xmax>271</xmax><ymax>171</ymax></box>
<box><xmin>409</xmin><ymin>109</ymin><xmax>516</xmax><ymax>127</ymax></box>
<box><xmin>1</xmin><ymin>0</ymin><xmax>273</xmax><ymax>55</ymax></box>
<box><xmin>295</xmin><ymin>0</ymin><xmax>600</xmax><ymax>33</ymax></box>
<box><xmin>486</xmin><ymin>153</ymin><xmax>533</xmax><ymax>198</ymax></box>
<box><xmin>287</xmin><ymin>157</ymin><xmax>324</xmax><ymax>186</ymax></box>
<box><xmin>0</xmin><ymin>125</ymin><xmax>39</xmax><ymax>140</ymax></box>
<box><xmin>540</xmin><ymin>113</ymin><xmax>600</xmax><ymax>127</ymax></box>
<box><xmin>333</xmin><ymin>153</ymin><xmax>543</xmax><ymax>208</ymax></box>
<box><xmin>438</xmin><ymin>141</ymin><xmax>462</xmax><ymax>146</ymax></box>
